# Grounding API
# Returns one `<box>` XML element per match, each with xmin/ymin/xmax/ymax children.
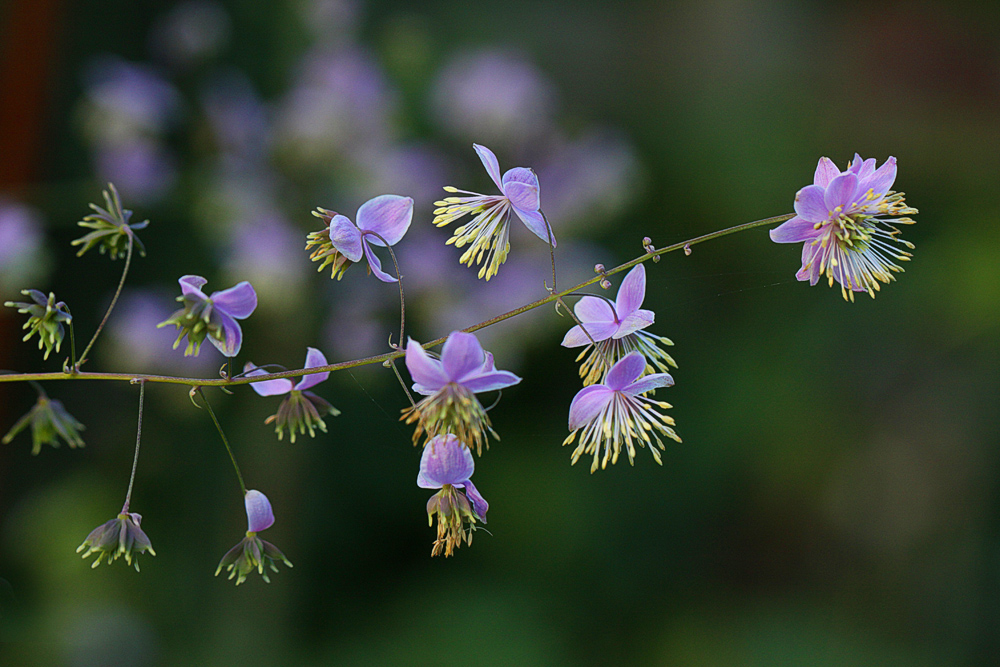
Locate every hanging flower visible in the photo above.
<box><xmin>401</xmin><ymin>331</ymin><xmax>520</xmax><ymax>454</ymax></box>
<box><xmin>245</xmin><ymin>347</ymin><xmax>340</xmax><ymax>442</ymax></box>
<box><xmin>215</xmin><ymin>489</ymin><xmax>292</xmax><ymax>585</ymax></box>
<box><xmin>418</xmin><ymin>434</ymin><xmax>488</xmax><ymax>557</ymax></box>
<box><xmin>2</xmin><ymin>393</ymin><xmax>85</xmax><ymax>455</ymax></box>
<box><xmin>770</xmin><ymin>154</ymin><xmax>917</xmax><ymax>301</ymax></box>
<box><xmin>4</xmin><ymin>290</ymin><xmax>72</xmax><ymax>361</ymax></box>
<box><xmin>433</xmin><ymin>143</ymin><xmax>554</xmax><ymax>281</ymax></box>
<box><xmin>77</xmin><ymin>511</ymin><xmax>155</xmax><ymax>571</ymax></box>
<box><xmin>564</xmin><ymin>352</ymin><xmax>681</xmax><ymax>473</ymax></box>
<box><xmin>560</xmin><ymin>264</ymin><xmax>676</xmax><ymax>385</ymax></box>
<box><xmin>306</xmin><ymin>194</ymin><xmax>413</xmax><ymax>282</ymax></box>
<box><xmin>157</xmin><ymin>275</ymin><xmax>257</xmax><ymax>357</ymax></box>
<box><xmin>71</xmin><ymin>183</ymin><xmax>148</xmax><ymax>259</ymax></box>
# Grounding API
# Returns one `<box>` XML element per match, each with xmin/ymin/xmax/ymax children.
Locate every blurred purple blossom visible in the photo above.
<box><xmin>93</xmin><ymin>138</ymin><xmax>177</xmax><ymax>203</ymax></box>
<box><xmin>200</xmin><ymin>71</ymin><xmax>270</xmax><ymax>164</ymax></box>
<box><xmin>150</xmin><ymin>1</ymin><xmax>231</xmax><ymax>69</ymax></box>
<box><xmin>81</xmin><ymin>57</ymin><xmax>181</xmax><ymax>141</ymax></box>
<box><xmin>223</xmin><ymin>215</ymin><xmax>308</xmax><ymax>313</ymax></box>
<box><xmin>0</xmin><ymin>200</ymin><xmax>48</xmax><ymax>292</ymax></box>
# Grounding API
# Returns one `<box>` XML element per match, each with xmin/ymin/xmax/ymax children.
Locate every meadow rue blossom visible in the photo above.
<box><xmin>561</xmin><ymin>264</ymin><xmax>676</xmax><ymax>385</ymax></box>
<box><xmin>564</xmin><ymin>352</ymin><xmax>681</xmax><ymax>473</ymax></box>
<box><xmin>418</xmin><ymin>434</ymin><xmax>488</xmax><ymax>557</ymax></box>
<box><xmin>770</xmin><ymin>154</ymin><xmax>917</xmax><ymax>301</ymax></box>
<box><xmin>215</xmin><ymin>490</ymin><xmax>292</xmax><ymax>585</ymax></box>
<box><xmin>4</xmin><ymin>290</ymin><xmax>72</xmax><ymax>361</ymax></box>
<box><xmin>433</xmin><ymin>143</ymin><xmax>554</xmax><ymax>281</ymax></box>
<box><xmin>77</xmin><ymin>511</ymin><xmax>155</xmax><ymax>571</ymax></box>
<box><xmin>245</xmin><ymin>347</ymin><xmax>340</xmax><ymax>442</ymax></box>
<box><xmin>157</xmin><ymin>276</ymin><xmax>257</xmax><ymax>357</ymax></box>
<box><xmin>71</xmin><ymin>183</ymin><xmax>149</xmax><ymax>259</ymax></box>
<box><xmin>2</xmin><ymin>394</ymin><xmax>85</xmax><ymax>455</ymax></box>
<box><xmin>401</xmin><ymin>331</ymin><xmax>521</xmax><ymax>455</ymax></box>
<box><xmin>306</xmin><ymin>194</ymin><xmax>413</xmax><ymax>282</ymax></box>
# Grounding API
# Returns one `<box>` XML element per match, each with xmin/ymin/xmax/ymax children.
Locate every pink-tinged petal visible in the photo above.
<box><xmin>512</xmin><ymin>206</ymin><xmax>555</xmax><ymax>244</ymax></box>
<box><xmin>797</xmin><ymin>243</ymin><xmax>823</xmax><ymax>285</ymax></box>
<box><xmin>210</xmin><ymin>310</ymin><xmax>243</xmax><ymax>357</ymax></box>
<box><xmin>356</xmin><ymin>194</ymin><xmax>413</xmax><ymax>246</ymax></box>
<box><xmin>329</xmin><ymin>215</ymin><xmax>363</xmax><ymax>262</ymax></box>
<box><xmin>417</xmin><ymin>435</ymin><xmax>474</xmax><ymax>488</ymax></box>
<box><xmin>568</xmin><ymin>385</ymin><xmax>613</xmax><ymax>430</ymax></box>
<box><xmin>362</xmin><ymin>240</ymin><xmax>398</xmax><ymax>282</ymax></box>
<box><xmin>605</xmin><ymin>352</ymin><xmax>646</xmax><ymax>391</ymax></box>
<box><xmin>574</xmin><ymin>295</ymin><xmax>616</xmax><ymax>324</ymax></box>
<box><xmin>626</xmin><ymin>372</ymin><xmax>675</xmax><ymax>396</ymax></box>
<box><xmin>405</xmin><ymin>338</ymin><xmax>449</xmax><ymax>394</ymax></box>
<box><xmin>793</xmin><ymin>184</ymin><xmax>829</xmax><ymax>222</ymax></box>
<box><xmin>769</xmin><ymin>216</ymin><xmax>820</xmax><ymax>244</ymax></box>
<box><xmin>824</xmin><ymin>172</ymin><xmax>859</xmax><ymax>211</ymax></box>
<box><xmin>462</xmin><ymin>481</ymin><xmax>488</xmax><ymax>522</ymax></box>
<box><xmin>813</xmin><ymin>157</ymin><xmax>841</xmax><ymax>188</ymax></box>
<box><xmin>851</xmin><ymin>154</ymin><xmax>876</xmax><ymax>180</ymax></box>
<box><xmin>244</xmin><ymin>490</ymin><xmax>275</xmax><ymax>532</ymax></box>
<box><xmin>615</xmin><ymin>264</ymin><xmax>646</xmax><ymax>317</ymax></box>
<box><xmin>501</xmin><ymin>168</ymin><xmax>540</xmax><ymax>210</ymax></box>
<box><xmin>473</xmin><ymin>143</ymin><xmax>503</xmax><ymax>190</ymax></box>
<box><xmin>864</xmin><ymin>156</ymin><xmax>897</xmax><ymax>198</ymax></box>
<box><xmin>294</xmin><ymin>347</ymin><xmax>329</xmax><ymax>391</ymax></box>
<box><xmin>244</xmin><ymin>362</ymin><xmax>294</xmax><ymax>396</ymax></box>
<box><xmin>614</xmin><ymin>309</ymin><xmax>655</xmax><ymax>338</ymax></box>
<box><xmin>462</xmin><ymin>370</ymin><xmax>521</xmax><ymax>393</ymax></box>
<box><xmin>179</xmin><ymin>275</ymin><xmax>208</xmax><ymax>300</ymax></box>
<box><xmin>441</xmin><ymin>331</ymin><xmax>486</xmax><ymax>382</ymax></box>
<box><xmin>210</xmin><ymin>281</ymin><xmax>257</xmax><ymax>319</ymax></box>
<box><xmin>561</xmin><ymin>322</ymin><xmax>619</xmax><ymax>347</ymax></box>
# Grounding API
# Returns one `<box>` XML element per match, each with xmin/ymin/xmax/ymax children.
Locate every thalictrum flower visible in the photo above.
<box><xmin>70</xmin><ymin>183</ymin><xmax>149</xmax><ymax>259</ymax></box>
<box><xmin>157</xmin><ymin>275</ymin><xmax>257</xmax><ymax>357</ymax></box>
<box><xmin>433</xmin><ymin>143</ymin><xmax>554</xmax><ymax>281</ymax></box>
<box><xmin>770</xmin><ymin>154</ymin><xmax>917</xmax><ymax>301</ymax></box>
<box><xmin>4</xmin><ymin>290</ymin><xmax>72</xmax><ymax>361</ymax></box>
<box><xmin>2</xmin><ymin>393</ymin><xmax>85</xmax><ymax>455</ymax></box>
<box><xmin>245</xmin><ymin>347</ymin><xmax>340</xmax><ymax>442</ymax></box>
<box><xmin>215</xmin><ymin>490</ymin><xmax>292</xmax><ymax>585</ymax></box>
<box><xmin>564</xmin><ymin>352</ymin><xmax>681</xmax><ymax>473</ymax></box>
<box><xmin>401</xmin><ymin>331</ymin><xmax>521</xmax><ymax>454</ymax></box>
<box><xmin>76</xmin><ymin>511</ymin><xmax>155</xmax><ymax>571</ymax></box>
<box><xmin>306</xmin><ymin>194</ymin><xmax>413</xmax><ymax>282</ymax></box>
<box><xmin>561</xmin><ymin>264</ymin><xmax>676</xmax><ymax>385</ymax></box>
<box><xmin>418</xmin><ymin>434</ymin><xmax>488</xmax><ymax>557</ymax></box>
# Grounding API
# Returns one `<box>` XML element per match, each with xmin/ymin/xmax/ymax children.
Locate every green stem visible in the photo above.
<box><xmin>0</xmin><ymin>213</ymin><xmax>792</xmax><ymax>389</ymax></box>
<box><xmin>78</xmin><ymin>232</ymin><xmax>133</xmax><ymax>370</ymax></box>
<box><xmin>122</xmin><ymin>380</ymin><xmax>145</xmax><ymax>513</ymax></box>
<box><xmin>197</xmin><ymin>388</ymin><xmax>246</xmax><ymax>496</ymax></box>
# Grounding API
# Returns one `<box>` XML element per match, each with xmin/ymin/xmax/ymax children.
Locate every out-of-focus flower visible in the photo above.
<box><xmin>80</xmin><ymin>57</ymin><xmax>181</xmax><ymax>143</ymax></box>
<box><xmin>418</xmin><ymin>434</ymin><xmax>488</xmax><ymax>557</ymax></box>
<box><xmin>564</xmin><ymin>352</ymin><xmax>680</xmax><ymax>473</ymax></box>
<box><xmin>93</xmin><ymin>139</ymin><xmax>177</xmax><ymax>204</ymax></box>
<box><xmin>215</xmin><ymin>490</ymin><xmax>292</xmax><ymax>585</ymax></box>
<box><xmin>224</xmin><ymin>215</ymin><xmax>307</xmax><ymax>314</ymax></box>
<box><xmin>430</xmin><ymin>49</ymin><xmax>556</xmax><ymax>146</ymax></box>
<box><xmin>0</xmin><ymin>200</ymin><xmax>49</xmax><ymax>292</ymax></box>
<box><xmin>2</xmin><ymin>393</ymin><xmax>85</xmax><ymax>455</ymax></box>
<box><xmin>401</xmin><ymin>331</ymin><xmax>520</xmax><ymax>454</ymax></box>
<box><xmin>770</xmin><ymin>154</ymin><xmax>917</xmax><ymax>301</ymax></box>
<box><xmin>245</xmin><ymin>347</ymin><xmax>340</xmax><ymax>442</ymax></box>
<box><xmin>150</xmin><ymin>0</ymin><xmax>231</xmax><ymax>69</ymax></box>
<box><xmin>434</xmin><ymin>144</ymin><xmax>553</xmax><ymax>281</ymax></box>
<box><xmin>157</xmin><ymin>276</ymin><xmax>257</xmax><ymax>357</ymax></box>
<box><xmin>306</xmin><ymin>194</ymin><xmax>413</xmax><ymax>282</ymax></box>
<box><xmin>200</xmin><ymin>71</ymin><xmax>269</xmax><ymax>163</ymax></box>
<box><xmin>4</xmin><ymin>290</ymin><xmax>72</xmax><ymax>360</ymax></box>
<box><xmin>561</xmin><ymin>264</ymin><xmax>676</xmax><ymax>385</ymax></box>
<box><xmin>77</xmin><ymin>511</ymin><xmax>155</xmax><ymax>571</ymax></box>
<box><xmin>71</xmin><ymin>183</ymin><xmax>149</xmax><ymax>259</ymax></box>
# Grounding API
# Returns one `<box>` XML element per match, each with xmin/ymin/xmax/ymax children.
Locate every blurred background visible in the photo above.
<box><xmin>1</xmin><ymin>0</ymin><xmax>998</xmax><ymax>664</ymax></box>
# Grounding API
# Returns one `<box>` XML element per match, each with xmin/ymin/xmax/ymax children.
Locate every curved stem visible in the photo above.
<box><xmin>0</xmin><ymin>213</ymin><xmax>792</xmax><ymax>389</ymax></box>
<box><xmin>197</xmin><ymin>387</ymin><xmax>246</xmax><ymax>496</ymax></box>
<box><xmin>67</xmin><ymin>307</ymin><xmax>78</xmax><ymax>374</ymax></box>
<box><xmin>387</xmin><ymin>358</ymin><xmax>416</xmax><ymax>408</ymax></box>
<box><xmin>364</xmin><ymin>231</ymin><xmax>407</xmax><ymax>347</ymax></box>
<box><xmin>122</xmin><ymin>380</ymin><xmax>145</xmax><ymax>513</ymax></box>
<box><xmin>541</xmin><ymin>210</ymin><xmax>557</xmax><ymax>293</ymax></box>
<box><xmin>78</xmin><ymin>232</ymin><xmax>134</xmax><ymax>370</ymax></box>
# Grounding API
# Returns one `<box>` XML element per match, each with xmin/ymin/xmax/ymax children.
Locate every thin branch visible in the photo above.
<box><xmin>122</xmin><ymin>380</ymin><xmax>145</xmax><ymax>513</ymax></box>
<box><xmin>196</xmin><ymin>387</ymin><xmax>246</xmax><ymax>496</ymax></box>
<box><xmin>78</xmin><ymin>232</ymin><xmax>134</xmax><ymax>370</ymax></box>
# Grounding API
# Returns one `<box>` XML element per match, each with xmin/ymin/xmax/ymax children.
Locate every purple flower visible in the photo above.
<box><xmin>77</xmin><ymin>511</ymin><xmax>155</xmax><ymax>572</ymax></box>
<box><xmin>307</xmin><ymin>194</ymin><xmax>413</xmax><ymax>282</ymax></box>
<box><xmin>215</xmin><ymin>489</ymin><xmax>292</xmax><ymax>585</ymax></box>
<box><xmin>245</xmin><ymin>347</ymin><xmax>340</xmax><ymax>442</ymax></box>
<box><xmin>402</xmin><ymin>331</ymin><xmax>521</xmax><ymax>454</ymax></box>
<box><xmin>564</xmin><ymin>352</ymin><xmax>681</xmax><ymax>473</ymax></box>
<box><xmin>561</xmin><ymin>264</ymin><xmax>676</xmax><ymax>385</ymax></box>
<box><xmin>770</xmin><ymin>155</ymin><xmax>917</xmax><ymax>301</ymax></box>
<box><xmin>417</xmin><ymin>434</ymin><xmax>488</xmax><ymax>557</ymax></box>
<box><xmin>157</xmin><ymin>275</ymin><xmax>257</xmax><ymax>357</ymax></box>
<box><xmin>433</xmin><ymin>143</ymin><xmax>554</xmax><ymax>281</ymax></box>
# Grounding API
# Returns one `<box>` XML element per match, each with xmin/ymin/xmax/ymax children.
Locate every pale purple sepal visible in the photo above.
<box><xmin>294</xmin><ymin>347</ymin><xmax>329</xmax><ymax>391</ymax></box>
<box><xmin>211</xmin><ymin>281</ymin><xmax>258</xmax><ymax>319</ymax></box>
<box><xmin>561</xmin><ymin>265</ymin><xmax>653</xmax><ymax>347</ymax></box>
<box><xmin>179</xmin><ymin>275</ymin><xmax>208</xmax><ymax>299</ymax></box>
<box><xmin>245</xmin><ymin>362</ymin><xmax>295</xmax><ymax>396</ymax></box>
<box><xmin>769</xmin><ymin>216</ymin><xmax>817</xmax><ymax>244</ymax></box>
<box><xmin>561</xmin><ymin>322</ymin><xmax>619</xmax><ymax>347</ymax></box>
<box><xmin>615</xmin><ymin>309</ymin><xmax>655</xmax><ymax>339</ymax></box>
<box><xmin>417</xmin><ymin>435</ymin><xmax>474</xmax><ymax>488</ymax></box>
<box><xmin>244</xmin><ymin>489</ymin><xmax>275</xmax><ymax>532</ymax></box>
<box><xmin>794</xmin><ymin>185</ymin><xmax>828</xmax><ymax>221</ymax></box>
<box><xmin>406</xmin><ymin>332</ymin><xmax>521</xmax><ymax>396</ymax></box>
<box><xmin>813</xmin><ymin>157</ymin><xmax>839</xmax><ymax>188</ymax></box>
<box><xmin>567</xmin><ymin>384</ymin><xmax>614</xmax><ymax>430</ymax></box>
<box><xmin>627</xmin><ymin>372</ymin><xmax>675</xmax><ymax>396</ymax></box>
<box><xmin>473</xmin><ymin>143</ymin><xmax>503</xmax><ymax>189</ymax></box>
<box><xmin>330</xmin><ymin>215</ymin><xmax>364</xmax><ymax>262</ymax></box>
<box><xmin>362</xmin><ymin>241</ymin><xmax>397</xmax><ymax>282</ymax></box>
<box><xmin>406</xmin><ymin>338</ymin><xmax>451</xmax><ymax>395</ymax></box>
<box><xmin>357</xmin><ymin>194</ymin><xmax>413</xmax><ymax>246</ymax></box>
<box><xmin>824</xmin><ymin>173</ymin><xmax>858</xmax><ymax>211</ymax></box>
<box><xmin>605</xmin><ymin>351</ymin><xmax>646</xmax><ymax>390</ymax></box>
<box><xmin>211</xmin><ymin>310</ymin><xmax>243</xmax><ymax>357</ymax></box>
<box><xmin>463</xmin><ymin>480</ymin><xmax>488</xmax><ymax>522</ymax></box>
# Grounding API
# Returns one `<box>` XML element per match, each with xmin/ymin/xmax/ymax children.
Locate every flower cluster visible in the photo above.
<box><xmin>157</xmin><ymin>275</ymin><xmax>257</xmax><ymax>357</ymax></box>
<box><xmin>418</xmin><ymin>435</ymin><xmax>488</xmax><ymax>557</ymax></box>
<box><xmin>215</xmin><ymin>490</ymin><xmax>292</xmax><ymax>585</ymax></box>
<box><xmin>4</xmin><ymin>290</ymin><xmax>72</xmax><ymax>361</ymax></box>
<box><xmin>246</xmin><ymin>347</ymin><xmax>340</xmax><ymax>442</ymax></box>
